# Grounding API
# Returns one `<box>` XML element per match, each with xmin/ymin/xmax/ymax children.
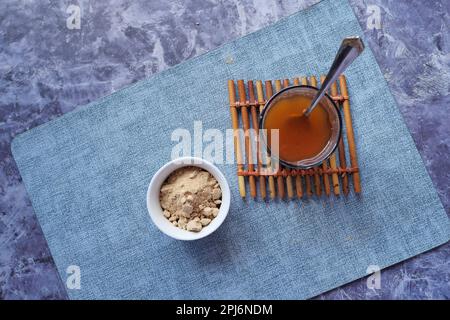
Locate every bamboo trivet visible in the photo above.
<box><xmin>227</xmin><ymin>75</ymin><xmax>361</xmax><ymax>199</ymax></box>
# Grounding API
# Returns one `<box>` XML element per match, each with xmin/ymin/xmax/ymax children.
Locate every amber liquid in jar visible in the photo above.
<box><xmin>264</xmin><ymin>95</ymin><xmax>332</xmax><ymax>163</ymax></box>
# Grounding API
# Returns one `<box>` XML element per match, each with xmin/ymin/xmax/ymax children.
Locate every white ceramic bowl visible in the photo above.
<box><xmin>147</xmin><ymin>157</ymin><xmax>230</xmax><ymax>240</ymax></box>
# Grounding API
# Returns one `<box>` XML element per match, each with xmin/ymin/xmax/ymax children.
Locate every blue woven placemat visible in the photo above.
<box><xmin>12</xmin><ymin>0</ymin><xmax>450</xmax><ymax>299</ymax></box>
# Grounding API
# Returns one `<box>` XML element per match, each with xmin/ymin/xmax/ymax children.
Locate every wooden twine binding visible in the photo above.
<box><xmin>238</xmin><ymin>167</ymin><xmax>358</xmax><ymax>176</ymax></box>
<box><xmin>309</xmin><ymin>76</ymin><xmax>323</xmax><ymax>197</ymax></box>
<box><xmin>227</xmin><ymin>80</ymin><xmax>246</xmax><ymax>197</ymax></box>
<box><xmin>229</xmin><ymin>96</ymin><xmax>348</xmax><ymax>108</ymax></box>
<box><xmin>273</xmin><ymin>80</ymin><xmax>286</xmax><ymax>199</ymax></box>
<box><xmin>247</xmin><ymin>80</ymin><xmax>266</xmax><ymax>199</ymax></box>
<box><xmin>237</xmin><ymin>80</ymin><xmax>257</xmax><ymax>198</ymax></box>
<box><xmin>256</xmin><ymin>81</ymin><xmax>276</xmax><ymax>199</ymax></box>
<box><xmin>339</xmin><ymin>75</ymin><xmax>361</xmax><ymax>193</ymax></box>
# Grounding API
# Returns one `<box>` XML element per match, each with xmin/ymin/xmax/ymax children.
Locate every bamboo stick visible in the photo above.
<box><xmin>292</xmin><ymin>77</ymin><xmax>303</xmax><ymax>198</ymax></box>
<box><xmin>248</xmin><ymin>80</ymin><xmax>266</xmax><ymax>199</ymax></box>
<box><xmin>227</xmin><ymin>80</ymin><xmax>246</xmax><ymax>197</ymax></box>
<box><xmin>282</xmin><ymin>78</ymin><xmax>295</xmax><ymax>199</ymax></box>
<box><xmin>329</xmin><ymin>81</ymin><xmax>341</xmax><ymax>196</ymax></box>
<box><xmin>339</xmin><ymin>75</ymin><xmax>361</xmax><ymax>193</ymax></box>
<box><xmin>338</xmin><ymin>143</ymin><xmax>349</xmax><ymax>195</ymax></box>
<box><xmin>332</xmin><ymin>77</ymin><xmax>349</xmax><ymax>196</ymax></box>
<box><xmin>309</xmin><ymin>76</ymin><xmax>322</xmax><ymax>197</ymax></box>
<box><xmin>256</xmin><ymin>81</ymin><xmax>276</xmax><ymax>199</ymax></box>
<box><xmin>237</xmin><ymin>80</ymin><xmax>256</xmax><ymax>198</ymax></box>
<box><xmin>319</xmin><ymin>75</ymin><xmax>332</xmax><ymax>197</ymax></box>
<box><xmin>273</xmin><ymin>79</ymin><xmax>286</xmax><ymax>199</ymax></box>
<box><xmin>300</xmin><ymin>77</ymin><xmax>313</xmax><ymax>197</ymax></box>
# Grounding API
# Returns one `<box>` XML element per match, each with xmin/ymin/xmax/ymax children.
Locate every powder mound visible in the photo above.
<box><xmin>159</xmin><ymin>166</ymin><xmax>221</xmax><ymax>232</ymax></box>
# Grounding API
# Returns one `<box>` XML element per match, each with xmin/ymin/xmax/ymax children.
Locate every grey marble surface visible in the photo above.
<box><xmin>0</xmin><ymin>0</ymin><xmax>448</xmax><ymax>299</ymax></box>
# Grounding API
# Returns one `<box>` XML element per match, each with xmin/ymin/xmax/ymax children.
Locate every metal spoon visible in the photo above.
<box><xmin>302</xmin><ymin>36</ymin><xmax>365</xmax><ymax>117</ymax></box>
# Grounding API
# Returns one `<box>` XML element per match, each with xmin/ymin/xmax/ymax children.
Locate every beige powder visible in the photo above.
<box><xmin>160</xmin><ymin>166</ymin><xmax>222</xmax><ymax>232</ymax></box>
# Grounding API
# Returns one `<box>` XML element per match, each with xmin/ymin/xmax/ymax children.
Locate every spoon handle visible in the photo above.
<box><xmin>303</xmin><ymin>36</ymin><xmax>365</xmax><ymax>117</ymax></box>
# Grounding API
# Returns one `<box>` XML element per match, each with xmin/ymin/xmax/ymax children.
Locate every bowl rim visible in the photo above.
<box><xmin>146</xmin><ymin>156</ymin><xmax>230</xmax><ymax>241</ymax></box>
<box><xmin>259</xmin><ymin>85</ymin><xmax>342</xmax><ymax>169</ymax></box>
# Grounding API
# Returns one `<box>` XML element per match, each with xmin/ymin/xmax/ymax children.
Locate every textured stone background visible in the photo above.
<box><xmin>0</xmin><ymin>0</ymin><xmax>449</xmax><ymax>299</ymax></box>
